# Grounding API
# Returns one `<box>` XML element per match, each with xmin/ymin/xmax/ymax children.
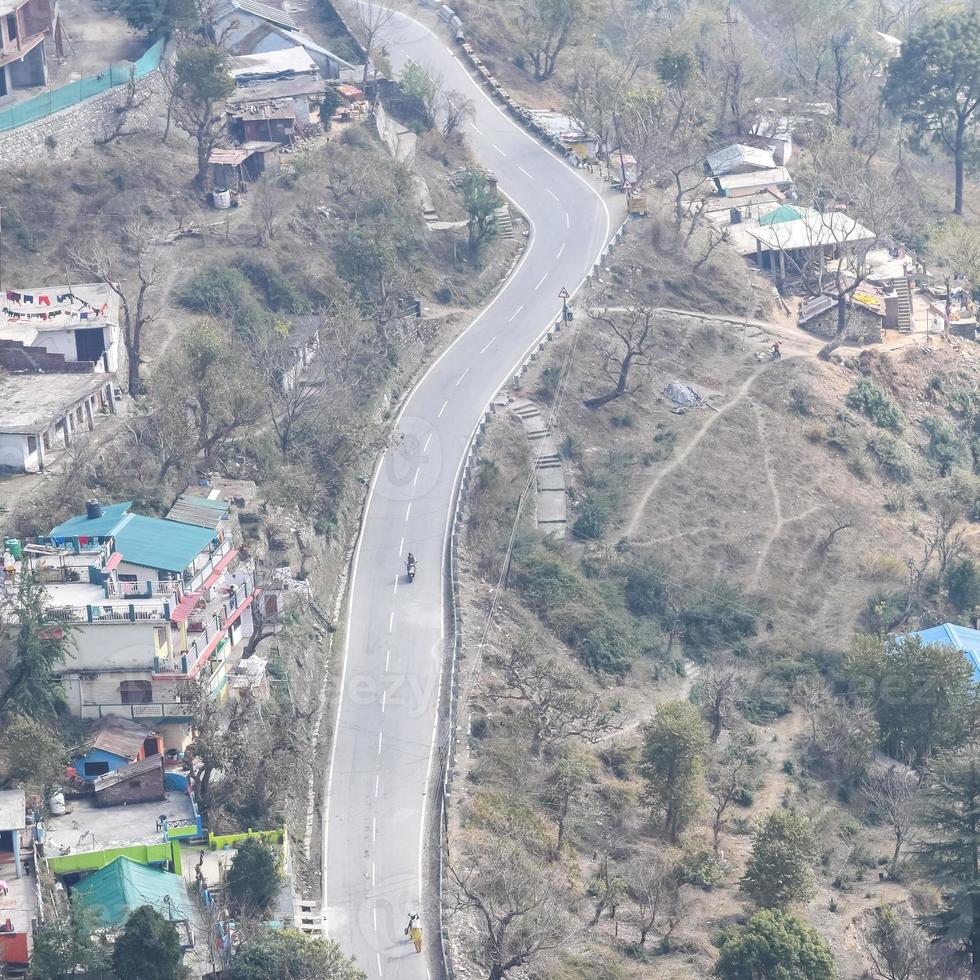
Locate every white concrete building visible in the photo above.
<box><xmin>0</xmin><ymin>372</ymin><xmax>115</xmax><ymax>472</ymax></box>
<box><xmin>0</xmin><ymin>282</ymin><xmax>121</xmax><ymax>372</ymax></box>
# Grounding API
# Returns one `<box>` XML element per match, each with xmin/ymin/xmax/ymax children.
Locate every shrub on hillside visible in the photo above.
<box><xmin>847</xmin><ymin>378</ymin><xmax>904</xmax><ymax>432</ymax></box>
<box><xmin>922</xmin><ymin>416</ymin><xmax>971</xmax><ymax>475</ymax></box>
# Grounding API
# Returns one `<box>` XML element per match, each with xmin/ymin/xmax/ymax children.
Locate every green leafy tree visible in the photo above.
<box><xmin>0</xmin><ymin>714</ymin><xmax>70</xmax><ymax>790</ymax></box>
<box><xmin>713</xmin><ymin>909</ymin><xmax>835</xmax><ymax>980</ymax></box>
<box><xmin>29</xmin><ymin>900</ymin><xmax>110</xmax><ymax>979</ymax></box>
<box><xmin>171</xmin><ymin>46</ymin><xmax>234</xmax><ymax>187</ymax></box>
<box><xmin>639</xmin><ymin>700</ymin><xmax>709</xmax><ymax>842</ymax></box>
<box><xmin>0</xmin><ymin>575</ymin><xmax>71</xmax><ymax>720</ymax></box>
<box><xmin>845</xmin><ymin>633</ymin><xmax>974</xmax><ymax>765</ymax></box>
<box><xmin>459</xmin><ymin>168</ymin><xmax>501</xmax><ymax>259</ymax></box>
<box><xmin>742</xmin><ymin>807</ymin><xmax>817</xmax><ymax>908</ymax></box>
<box><xmin>398</xmin><ymin>62</ymin><xmax>437</xmax><ymax>130</ymax></box>
<box><xmin>111</xmin><ymin>906</ymin><xmax>187</xmax><ymax>980</ymax></box>
<box><xmin>917</xmin><ymin>744</ymin><xmax>980</xmax><ymax>971</ymax></box>
<box><xmin>678</xmin><ymin>583</ymin><xmax>759</xmax><ymax>655</ymax></box>
<box><xmin>227</xmin><ymin>838</ymin><xmax>283</xmax><ymax>917</ymax></box>
<box><xmin>111</xmin><ymin>0</ymin><xmax>196</xmax><ymax>35</ymax></box>
<box><xmin>318</xmin><ymin>87</ymin><xmax>343</xmax><ymax>129</ymax></box>
<box><xmin>885</xmin><ymin>12</ymin><xmax>980</xmax><ymax>214</ymax></box>
<box><xmin>949</xmin><ymin>558</ymin><xmax>980</xmax><ymax>613</ymax></box>
<box><xmin>230</xmin><ymin>929</ymin><xmax>366</xmax><ymax>980</ymax></box>
<box><xmin>517</xmin><ymin>0</ymin><xmax>588</xmax><ymax>81</ymax></box>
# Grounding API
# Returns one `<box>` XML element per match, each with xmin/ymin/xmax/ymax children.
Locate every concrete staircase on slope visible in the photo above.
<box><xmin>493</xmin><ymin>205</ymin><xmax>514</xmax><ymax>239</ymax></box>
<box><xmin>891</xmin><ymin>277</ymin><xmax>913</xmax><ymax>332</ymax></box>
<box><xmin>510</xmin><ymin>398</ymin><xmax>566</xmax><ymax>536</ymax></box>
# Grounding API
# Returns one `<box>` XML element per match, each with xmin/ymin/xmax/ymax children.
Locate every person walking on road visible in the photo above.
<box><xmin>406</xmin><ymin>912</ymin><xmax>423</xmax><ymax>953</ymax></box>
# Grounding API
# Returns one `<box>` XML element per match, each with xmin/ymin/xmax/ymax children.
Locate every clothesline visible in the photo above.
<box><xmin>3</xmin><ymin>289</ymin><xmax>109</xmax><ymax>324</ymax></box>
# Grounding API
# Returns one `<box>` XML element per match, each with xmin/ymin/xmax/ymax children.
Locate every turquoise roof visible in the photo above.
<box><xmin>73</xmin><ymin>857</ymin><xmax>192</xmax><ymax>929</ymax></box>
<box><xmin>49</xmin><ymin>504</ymin><xmax>218</xmax><ymax>574</ymax></box>
<box><xmin>898</xmin><ymin>623</ymin><xmax>980</xmax><ymax>682</ymax></box>
<box><xmin>50</xmin><ymin>501</ymin><xmax>133</xmax><ymax>538</ymax></box>
<box><xmin>759</xmin><ymin>205</ymin><xmax>802</xmax><ymax>225</ymax></box>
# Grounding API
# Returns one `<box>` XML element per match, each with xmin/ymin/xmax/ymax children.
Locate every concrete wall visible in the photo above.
<box><xmin>0</xmin><ymin>339</ymin><xmax>96</xmax><ymax>373</ymax></box>
<box><xmin>0</xmin><ymin>431</ymin><xmax>34</xmax><ymax>472</ymax></box>
<box><xmin>0</xmin><ymin>70</ymin><xmax>164</xmax><ymax>166</ymax></box>
<box><xmin>67</xmin><ymin>621</ymin><xmax>162</xmax><ymax>670</ymax></box>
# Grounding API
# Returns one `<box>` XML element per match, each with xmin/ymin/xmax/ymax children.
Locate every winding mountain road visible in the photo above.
<box><xmin>323</xmin><ymin>8</ymin><xmax>614</xmax><ymax>978</ymax></box>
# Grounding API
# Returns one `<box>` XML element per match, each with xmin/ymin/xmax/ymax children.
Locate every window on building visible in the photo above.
<box><xmin>84</xmin><ymin>761</ymin><xmax>110</xmax><ymax>777</ymax></box>
<box><xmin>120</xmin><ymin>679</ymin><xmax>152</xmax><ymax>704</ymax></box>
<box><xmin>26</xmin><ymin>435</ymin><xmax>37</xmax><ymax>454</ymax></box>
<box><xmin>6</xmin><ymin>14</ymin><xmax>17</xmax><ymax>41</ymax></box>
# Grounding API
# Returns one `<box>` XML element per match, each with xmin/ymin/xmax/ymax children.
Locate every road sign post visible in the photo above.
<box><xmin>559</xmin><ymin>286</ymin><xmax>570</xmax><ymax>323</ymax></box>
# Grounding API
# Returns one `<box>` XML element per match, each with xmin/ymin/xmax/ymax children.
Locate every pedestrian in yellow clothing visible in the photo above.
<box><xmin>405</xmin><ymin>912</ymin><xmax>423</xmax><ymax>953</ymax></box>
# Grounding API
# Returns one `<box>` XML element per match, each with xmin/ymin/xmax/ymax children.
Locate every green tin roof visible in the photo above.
<box><xmin>73</xmin><ymin>856</ymin><xmax>192</xmax><ymax>929</ymax></box>
<box><xmin>759</xmin><ymin>205</ymin><xmax>803</xmax><ymax>225</ymax></box>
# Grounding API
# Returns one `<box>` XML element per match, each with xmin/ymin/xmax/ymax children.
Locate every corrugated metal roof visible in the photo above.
<box><xmin>899</xmin><ymin>623</ymin><xmax>980</xmax><ymax>682</ymax></box>
<box><xmin>73</xmin><ymin>857</ymin><xmax>193</xmax><ymax>929</ymax></box>
<box><xmin>165</xmin><ymin>495</ymin><xmax>230</xmax><ymax>530</ymax></box>
<box><xmin>86</xmin><ymin>715</ymin><xmax>154</xmax><ymax>761</ymax></box>
<box><xmin>745</xmin><ymin>206</ymin><xmax>875</xmax><ymax>251</ymax></box>
<box><xmin>93</xmin><ymin>755</ymin><xmax>165</xmax><ymax>793</ymax></box>
<box><xmin>759</xmin><ymin>204</ymin><xmax>803</xmax><ymax>225</ymax></box>
<box><xmin>232</xmin><ymin>0</ymin><xmax>296</xmax><ymax>28</ymax></box>
<box><xmin>705</xmin><ymin>143</ymin><xmax>776</xmax><ymax>177</ymax></box>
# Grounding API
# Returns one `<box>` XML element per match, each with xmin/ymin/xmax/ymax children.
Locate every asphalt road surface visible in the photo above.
<box><xmin>324</xmin><ymin>8</ymin><xmax>614</xmax><ymax>978</ymax></box>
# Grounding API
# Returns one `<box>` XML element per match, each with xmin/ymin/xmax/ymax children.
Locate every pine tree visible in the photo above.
<box><xmin>916</xmin><ymin>744</ymin><xmax>980</xmax><ymax>971</ymax></box>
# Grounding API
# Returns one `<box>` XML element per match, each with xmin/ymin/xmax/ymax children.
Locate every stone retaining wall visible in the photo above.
<box><xmin>0</xmin><ymin>72</ymin><xmax>166</xmax><ymax>166</ymax></box>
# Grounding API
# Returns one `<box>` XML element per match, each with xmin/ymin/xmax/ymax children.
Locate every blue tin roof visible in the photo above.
<box><xmin>49</xmin><ymin>503</ymin><xmax>219</xmax><ymax>574</ymax></box>
<box><xmin>899</xmin><ymin>623</ymin><xmax>980</xmax><ymax>682</ymax></box>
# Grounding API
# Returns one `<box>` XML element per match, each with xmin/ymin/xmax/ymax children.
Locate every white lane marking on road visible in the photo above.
<box><xmin>471</xmin><ymin>123</ymin><xmax>482</xmax><ymax>134</ymax></box>
<box><xmin>492</xmin><ymin>143</ymin><xmax>506</xmax><ymax>156</ymax></box>
<box><xmin>373</xmin><ymin>818</ymin><xmax>377</xmax><ymax>842</ymax></box>
<box><xmin>423</xmin><ymin>433</ymin><xmax>432</xmax><ymax>452</ymax></box>
<box><xmin>392</xmin><ymin>575</ymin><xmax>398</xmax><ymax>596</ymax></box>
<box><xmin>546</xmin><ymin>188</ymin><xmax>559</xmax><ymax>202</ymax></box>
<box><xmin>508</xmin><ymin>304</ymin><xmax>524</xmax><ymax>322</ymax></box>
<box><xmin>405</xmin><ymin>502</ymin><xmax>412</xmax><ymax>521</ymax></box>
<box><xmin>334</xmin><ymin>1</ymin><xmax>615</xmax><ymax>953</ymax></box>
<box><xmin>373</xmin><ymin>906</ymin><xmax>377</xmax><ymax>929</ymax></box>
<box><xmin>534</xmin><ymin>273</ymin><xmax>548</xmax><ymax>290</ymax></box>
<box><xmin>388</xmin><ymin>611</ymin><xmax>393</xmax><ymax>633</ymax></box>
<box><xmin>455</xmin><ymin>368</ymin><xmax>469</xmax><ymax>386</ymax></box>
<box><xmin>412</xmin><ymin>467</ymin><xmax>420</xmax><ymax>486</ymax></box>
<box><xmin>385</xmin><ymin>649</ymin><xmax>390</xmax><ymax>671</ymax></box>
<box><xmin>437</xmin><ymin>400</ymin><xmax>447</xmax><ymax>417</ymax></box>
<box><xmin>518</xmin><ymin>165</ymin><xmax>533</xmax><ymax>178</ymax></box>
<box><xmin>565</xmin><ymin>212</ymin><xmax>570</xmax><ymax>228</ymax></box>
<box><xmin>399</xmin><ymin>537</ymin><xmax>404</xmax><ymax>557</ymax></box>
<box><xmin>377</xmin><ymin>732</ymin><xmax>383</xmax><ymax>755</ymax></box>
<box><xmin>377</xmin><ymin>952</ymin><xmax>382</xmax><ymax>977</ymax></box>
<box><xmin>479</xmin><ymin>336</ymin><xmax>496</xmax><ymax>354</ymax></box>
<box><xmin>374</xmin><ymin>773</ymin><xmax>380</xmax><ymax>797</ymax></box>
<box><xmin>381</xmin><ymin>691</ymin><xmax>386</xmax><ymax>713</ymax></box>
<box><xmin>557</xmin><ymin>242</ymin><xmax>566</xmax><ymax>259</ymax></box>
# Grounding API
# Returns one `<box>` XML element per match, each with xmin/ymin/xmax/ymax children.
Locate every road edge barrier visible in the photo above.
<box><xmin>438</xmin><ymin>214</ymin><xmax>631</xmax><ymax>980</ymax></box>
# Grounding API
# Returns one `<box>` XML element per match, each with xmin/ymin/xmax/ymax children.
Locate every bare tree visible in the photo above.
<box><xmin>699</xmin><ymin>658</ymin><xmax>754</xmax><ymax>740</ymax></box>
<box><xmin>69</xmin><ymin>214</ymin><xmax>162</xmax><ymax>396</ymax></box>
<box><xmin>440</xmin><ymin>88</ymin><xmax>475</xmax><ymax>141</ymax></box>
<box><xmin>623</xmin><ymin>851</ymin><xmax>680</xmax><ymax>948</ymax></box>
<box><xmin>793</xmin><ymin>676</ymin><xmax>832</xmax><ymax>746</ymax></box>
<box><xmin>540</xmin><ymin>749</ymin><xmax>590</xmax><ymax>858</ymax></box>
<box><xmin>516</xmin><ymin>0</ymin><xmax>588</xmax><ymax>82</ymax></box>
<box><xmin>96</xmin><ymin>66</ymin><xmax>147</xmax><ymax>145</ymax></box>
<box><xmin>584</xmin><ymin>299</ymin><xmax>655</xmax><ymax>409</ymax></box>
<box><xmin>588</xmin><ymin>853</ymin><xmax>626</xmax><ymax>927</ymax></box>
<box><xmin>927</xmin><ymin>494</ymin><xmax>967</xmax><ymax>578</ymax></box>
<box><xmin>862</xmin><ymin>765</ymin><xmax>921</xmax><ymax>877</ymax></box>
<box><xmin>346</xmin><ymin>0</ymin><xmax>399</xmax><ymax>88</ymax></box>
<box><xmin>858</xmin><ymin>905</ymin><xmax>931</xmax><ymax>980</ymax></box>
<box><xmin>449</xmin><ymin>843</ymin><xmax>575</xmax><ymax>980</ymax></box>
<box><xmin>490</xmin><ymin>639</ymin><xmax>619</xmax><ymax>754</ymax></box>
<box><xmin>707</xmin><ymin>735</ymin><xmax>759</xmax><ymax>851</ymax></box>
<box><xmin>819</xmin><ymin>507</ymin><xmax>857</xmax><ymax>555</ymax></box>
<box><xmin>815</xmin><ymin>695</ymin><xmax>879</xmax><ymax>780</ymax></box>
<box><xmin>251</xmin><ymin>176</ymin><xmax>288</xmax><ymax>244</ymax></box>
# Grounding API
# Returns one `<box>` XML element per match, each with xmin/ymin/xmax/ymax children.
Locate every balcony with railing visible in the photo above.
<box><xmin>153</xmin><ymin>577</ymin><xmax>255</xmax><ymax>680</ymax></box>
<box><xmin>45</xmin><ymin>597</ymin><xmax>174</xmax><ymax>625</ymax></box>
